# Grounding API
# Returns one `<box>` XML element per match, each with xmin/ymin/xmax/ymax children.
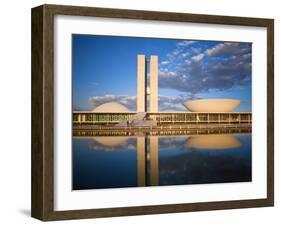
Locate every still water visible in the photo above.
<box><xmin>72</xmin><ymin>133</ymin><xmax>251</xmax><ymax>190</ymax></box>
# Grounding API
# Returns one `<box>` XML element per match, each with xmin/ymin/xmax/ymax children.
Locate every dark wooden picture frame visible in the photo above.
<box><xmin>31</xmin><ymin>4</ymin><xmax>274</xmax><ymax>221</ymax></box>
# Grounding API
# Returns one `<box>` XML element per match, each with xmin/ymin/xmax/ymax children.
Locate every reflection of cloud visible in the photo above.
<box><xmin>185</xmin><ymin>134</ymin><xmax>241</xmax><ymax>149</ymax></box>
<box><xmin>158</xmin><ymin>136</ymin><xmax>187</xmax><ymax>149</ymax></box>
<box><xmin>88</xmin><ymin>137</ymin><xmax>135</xmax><ymax>151</ymax></box>
<box><xmin>159</xmin><ymin>143</ymin><xmax>251</xmax><ymax>185</ymax></box>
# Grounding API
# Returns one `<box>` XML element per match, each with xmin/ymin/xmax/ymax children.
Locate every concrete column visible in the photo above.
<box><xmin>137</xmin><ymin>137</ymin><xmax>146</xmax><ymax>187</ymax></box>
<box><xmin>150</xmin><ymin>136</ymin><xmax>159</xmax><ymax>186</ymax></box>
<box><xmin>137</xmin><ymin>55</ymin><xmax>146</xmax><ymax>112</ymax></box>
<box><xmin>149</xmin><ymin>55</ymin><xmax>158</xmax><ymax>113</ymax></box>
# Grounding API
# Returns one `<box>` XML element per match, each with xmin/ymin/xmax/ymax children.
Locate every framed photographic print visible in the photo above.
<box><xmin>31</xmin><ymin>4</ymin><xmax>274</xmax><ymax>221</ymax></box>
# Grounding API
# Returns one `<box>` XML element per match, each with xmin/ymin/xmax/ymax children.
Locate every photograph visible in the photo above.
<box><xmin>30</xmin><ymin>3</ymin><xmax>274</xmax><ymax>221</ymax></box>
<box><xmin>72</xmin><ymin>34</ymin><xmax>252</xmax><ymax>190</ymax></box>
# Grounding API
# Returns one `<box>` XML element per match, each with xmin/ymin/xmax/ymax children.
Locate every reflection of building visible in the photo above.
<box><xmin>149</xmin><ymin>136</ymin><xmax>159</xmax><ymax>186</ymax></box>
<box><xmin>94</xmin><ymin>136</ymin><xmax>129</xmax><ymax>147</ymax></box>
<box><xmin>136</xmin><ymin>134</ymin><xmax>241</xmax><ymax>187</ymax></box>
<box><xmin>185</xmin><ymin>134</ymin><xmax>241</xmax><ymax>149</ymax></box>
<box><xmin>137</xmin><ymin>137</ymin><xmax>146</xmax><ymax>186</ymax></box>
<box><xmin>137</xmin><ymin>136</ymin><xmax>159</xmax><ymax>187</ymax></box>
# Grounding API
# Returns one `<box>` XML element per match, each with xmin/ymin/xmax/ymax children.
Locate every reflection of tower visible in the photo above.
<box><xmin>137</xmin><ymin>137</ymin><xmax>146</xmax><ymax>187</ymax></box>
<box><xmin>137</xmin><ymin>136</ymin><xmax>159</xmax><ymax>187</ymax></box>
<box><xmin>149</xmin><ymin>136</ymin><xmax>159</xmax><ymax>186</ymax></box>
<box><xmin>137</xmin><ymin>55</ymin><xmax>158</xmax><ymax>113</ymax></box>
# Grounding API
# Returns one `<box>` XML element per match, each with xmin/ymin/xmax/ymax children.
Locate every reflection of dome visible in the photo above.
<box><xmin>93</xmin><ymin>102</ymin><xmax>130</xmax><ymax>113</ymax></box>
<box><xmin>94</xmin><ymin>136</ymin><xmax>129</xmax><ymax>147</ymax></box>
<box><xmin>185</xmin><ymin>134</ymin><xmax>240</xmax><ymax>149</ymax></box>
<box><xmin>183</xmin><ymin>99</ymin><xmax>240</xmax><ymax>112</ymax></box>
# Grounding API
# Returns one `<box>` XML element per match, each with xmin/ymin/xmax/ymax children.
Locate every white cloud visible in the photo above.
<box><xmin>159</xmin><ymin>69</ymin><xmax>177</xmax><ymax>79</ymax></box>
<box><xmin>177</xmin><ymin>40</ymin><xmax>197</xmax><ymax>47</ymax></box>
<box><xmin>87</xmin><ymin>94</ymin><xmax>196</xmax><ymax>112</ymax></box>
<box><xmin>181</xmin><ymin>52</ymin><xmax>190</xmax><ymax>58</ymax></box>
<box><xmin>100</xmin><ymin>40</ymin><xmax>253</xmax><ymax>99</ymax></box>
<box><xmin>192</xmin><ymin>53</ymin><xmax>204</xmax><ymax>62</ymax></box>
<box><xmin>205</xmin><ymin>43</ymin><xmax>225</xmax><ymax>56</ymax></box>
<box><xmin>190</xmin><ymin>47</ymin><xmax>201</xmax><ymax>54</ymax></box>
<box><xmin>204</xmin><ymin>42</ymin><xmax>250</xmax><ymax>58</ymax></box>
<box><xmin>161</xmin><ymin>60</ymin><xmax>169</xmax><ymax>65</ymax></box>
<box><xmin>158</xmin><ymin>42</ymin><xmax>252</xmax><ymax>94</ymax></box>
<box><xmin>172</xmin><ymin>49</ymin><xmax>180</xmax><ymax>56</ymax></box>
<box><xmin>89</xmin><ymin>95</ymin><xmax>136</xmax><ymax>111</ymax></box>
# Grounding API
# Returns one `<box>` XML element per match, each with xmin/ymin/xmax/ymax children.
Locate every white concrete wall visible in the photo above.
<box><xmin>137</xmin><ymin>55</ymin><xmax>146</xmax><ymax>112</ymax></box>
<box><xmin>150</xmin><ymin>56</ymin><xmax>158</xmax><ymax>113</ymax></box>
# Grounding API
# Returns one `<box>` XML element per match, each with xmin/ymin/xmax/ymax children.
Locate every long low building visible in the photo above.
<box><xmin>73</xmin><ymin>111</ymin><xmax>252</xmax><ymax>125</ymax></box>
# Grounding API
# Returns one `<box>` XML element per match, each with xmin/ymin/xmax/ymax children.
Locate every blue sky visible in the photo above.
<box><xmin>72</xmin><ymin>34</ymin><xmax>252</xmax><ymax>112</ymax></box>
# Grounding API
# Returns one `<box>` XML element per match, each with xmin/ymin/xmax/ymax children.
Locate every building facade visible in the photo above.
<box><xmin>137</xmin><ymin>55</ymin><xmax>158</xmax><ymax>113</ymax></box>
<box><xmin>73</xmin><ymin>111</ymin><xmax>252</xmax><ymax>125</ymax></box>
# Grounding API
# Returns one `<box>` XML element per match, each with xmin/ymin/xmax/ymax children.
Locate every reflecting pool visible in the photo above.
<box><xmin>72</xmin><ymin>133</ymin><xmax>251</xmax><ymax>190</ymax></box>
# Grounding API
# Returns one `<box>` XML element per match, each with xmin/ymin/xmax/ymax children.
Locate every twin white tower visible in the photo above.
<box><xmin>137</xmin><ymin>55</ymin><xmax>158</xmax><ymax>113</ymax></box>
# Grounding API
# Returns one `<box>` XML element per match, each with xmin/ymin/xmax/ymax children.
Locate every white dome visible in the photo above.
<box><xmin>93</xmin><ymin>102</ymin><xmax>131</xmax><ymax>113</ymax></box>
<box><xmin>183</xmin><ymin>99</ymin><xmax>240</xmax><ymax>112</ymax></box>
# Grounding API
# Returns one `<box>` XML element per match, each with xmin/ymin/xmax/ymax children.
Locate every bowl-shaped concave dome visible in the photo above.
<box><xmin>183</xmin><ymin>98</ymin><xmax>240</xmax><ymax>112</ymax></box>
